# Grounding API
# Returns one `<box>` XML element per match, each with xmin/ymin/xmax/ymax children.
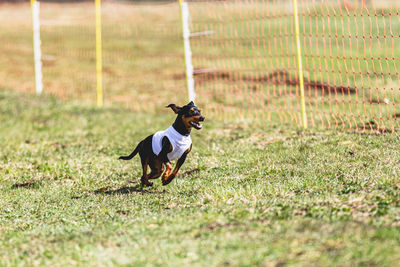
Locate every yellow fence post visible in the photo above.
<box><xmin>95</xmin><ymin>0</ymin><xmax>103</xmax><ymax>107</ymax></box>
<box><xmin>293</xmin><ymin>0</ymin><xmax>307</xmax><ymax>129</ymax></box>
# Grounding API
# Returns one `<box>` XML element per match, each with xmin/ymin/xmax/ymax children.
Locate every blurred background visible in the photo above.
<box><xmin>1</xmin><ymin>0</ymin><xmax>399</xmax><ymax>132</ymax></box>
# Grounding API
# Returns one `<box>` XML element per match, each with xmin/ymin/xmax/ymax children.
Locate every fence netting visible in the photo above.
<box><xmin>38</xmin><ymin>2</ymin><xmax>96</xmax><ymax>102</ymax></box>
<box><xmin>0</xmin><ymin>4</ymin><xmax>34</xmax><ymax>94</ymax></box>
<box><xmin>189</xmin><ymin>0</ymin><xmax>400</xmax><ymax>132</ymax></box>
<box><xmin>100</xmin><ymin>2</ymin><xmax>186</xmax><ymax>112</ymax></box>
<box><xmin>37</xmin><ymin>1</ymin><xmax>187</xmax><ymax>112</ymax></box>
<box><xmin>1</xmin><ymin>0</ymin><xmax>399</xmax><ymax>133</ymax></box>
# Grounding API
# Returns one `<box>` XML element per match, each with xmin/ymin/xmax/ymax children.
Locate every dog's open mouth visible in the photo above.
<box><xmin>190</xmin><ymin>121</ymin><xmax>202</xmax><ymax>130</ymax></box>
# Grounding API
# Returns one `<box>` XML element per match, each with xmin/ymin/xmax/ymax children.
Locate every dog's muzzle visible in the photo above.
<box><xmin>190</xmin><ymin>115</ymin><xmax>204</xmax><ymax>130</ymax></box>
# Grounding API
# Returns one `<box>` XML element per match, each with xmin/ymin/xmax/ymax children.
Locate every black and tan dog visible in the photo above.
<box><xmin>119</xmin><ymin>101</ymin><xmax>204</xmax><ymax>186</ymax></box>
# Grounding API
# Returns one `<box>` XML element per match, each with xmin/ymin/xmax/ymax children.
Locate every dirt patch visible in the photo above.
<box><xmin>175</xmin><ymin>68</ymin><xmax>357</xmax><ymax>95</ymax></box>
<box><xmin>116</xmin><ymin>210</ymin><xmax>130</xmax><ymax>216</ymax></box>
<box><xmin>180</xmin><ymin>168</ymin><xmax>201</xmax><ymax>177</ymax></box>
<box><xmin>200</xmin><ymin>218</ymin><xmax>271</xmax><ymax>232</ymax></box>
<box><xmin>12</xmin><ymin>181</ymin><xmax>41</xmax><ymax>189</ymax></box>
<box><xmin>356</xmin><ymin>120</ymin><xmax>395</xmax><ymax>134</ymax></box>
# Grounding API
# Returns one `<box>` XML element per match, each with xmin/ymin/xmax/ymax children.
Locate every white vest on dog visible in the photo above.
<box><xmin>152</xmin><ymin>126</ymin><xmax>192</xmax><ymax>161</ymax></box>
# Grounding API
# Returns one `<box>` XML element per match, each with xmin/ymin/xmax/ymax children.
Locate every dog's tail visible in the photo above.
<box><xmin>118</xmin><ymin>142</ymin><xmax>141</xmax><ymax>160</ymax></box>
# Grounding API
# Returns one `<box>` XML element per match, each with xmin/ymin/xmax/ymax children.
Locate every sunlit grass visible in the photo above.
<box><xmin>1</xmin><ymin>89</ymin><xmax>400</xmax><ymax>266</ymax></box>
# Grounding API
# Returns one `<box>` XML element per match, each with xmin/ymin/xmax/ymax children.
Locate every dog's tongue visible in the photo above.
<box><xmin>190</xmin><ymin>121</ymin><xmax>202</xmax><ymax>129</ymax></box>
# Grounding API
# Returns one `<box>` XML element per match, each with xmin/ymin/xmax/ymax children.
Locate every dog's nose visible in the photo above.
<box><xmin>199</xmin><ymin>116</ymin><xmax>205</xmax><ymax>122</ymax></box>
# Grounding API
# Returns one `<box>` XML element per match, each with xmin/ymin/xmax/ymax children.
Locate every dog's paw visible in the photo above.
<box><xmin>162</xmin><ymin>175</ymin><xmax>175</xmax><ymax>186</ymax></box>
<box><xmin>141</xmin><ymin>177</ymin><xmax>153</xmax><ymax>187</ymax></box>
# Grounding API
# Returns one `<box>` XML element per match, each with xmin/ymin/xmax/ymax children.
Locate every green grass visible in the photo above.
<box><xmin>1</xmin><ymin>90</ymin><xmax>400</xmax><ymax>266</ymax></box>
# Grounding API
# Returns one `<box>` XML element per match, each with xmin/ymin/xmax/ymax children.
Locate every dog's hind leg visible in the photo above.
<box><xmin>140</xmin><ymin>156</ymin><xmax>153</xmax><ymax>186</ymax></box>
<box><xmin>148</xmin><ymin>158</ymin><xmax>164</xmax><ymax>180</ymax></box>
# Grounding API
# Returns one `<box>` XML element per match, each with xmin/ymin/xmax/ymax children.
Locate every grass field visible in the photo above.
<box><xmin>1</xmin><ymin>89</ymin><xmax>400</xmax><ymax>266</ymax></box>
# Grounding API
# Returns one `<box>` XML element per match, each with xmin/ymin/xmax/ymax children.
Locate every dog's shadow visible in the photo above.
<box><xmin>92</xmin><ymin>168</ymin><xmax>201</xmax><ymax>196</ymax></box>
<box><xmin>94</xmin><ymin>183</ymin><xmax>165</xmax><ymax>195</ymax></box>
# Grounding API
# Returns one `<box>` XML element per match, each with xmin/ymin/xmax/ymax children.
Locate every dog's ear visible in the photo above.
<box><xmin>166</xmin><ymin>104</ymin><xmax>182</xmax><ymax>114</ymax></box>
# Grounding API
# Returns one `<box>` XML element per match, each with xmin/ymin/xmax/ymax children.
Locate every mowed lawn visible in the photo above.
<box><xmin>0</xmin><ymin>90</ymin><xmax>400</xmax><ymax>266</ymax></box>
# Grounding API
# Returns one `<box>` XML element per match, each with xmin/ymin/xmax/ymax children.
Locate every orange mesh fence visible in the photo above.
<box><xmin>37</xmin><ymin>1</ymin><xmax>186</xmax><ymax>112</ymax></box>
<box><xmin>188</xmin><ymin>0</ymin><xmax>400</xmax><ymax>132</ymax></box>
<box><xmin>189</xmin><ymin>0</ymin><xmax>300</xmax><ymax>124</ymax></box>
<box><xmin>101</xmin><ymin>2</ymin><xmax>186</xmax><ymax>112</ymax></box>
<box><xmin>0</xmin><ymin>2</ymin><xmax>186</xmax><ymax>113</ymax></box>
<box><xmin>0</xmin><ymin>3</ymin><xmax>34</xmax><ymax>94</ymax></box>
<box><xmin>38</xmin><ymin>2</ymin><xmax>96</xmax><ymax>102</ymax></box>
<box><xmin>1</xmin><ymin>0</ymin><xmax>399</xmax><ymax>133</ymax></box>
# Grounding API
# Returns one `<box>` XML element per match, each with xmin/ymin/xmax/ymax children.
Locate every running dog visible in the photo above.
<box><xmin>119</xmin><ymin>101</ymin><xmax>204</xmax><ymax>186</ymax></box>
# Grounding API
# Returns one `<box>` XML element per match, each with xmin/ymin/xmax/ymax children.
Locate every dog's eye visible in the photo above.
<box><xmin>190</xmin><ymin>108</ymin><xmax>194</xmax><ymax>112</ymax></box>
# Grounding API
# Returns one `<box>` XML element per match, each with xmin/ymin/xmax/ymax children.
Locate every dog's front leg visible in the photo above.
<box><xmin>162</xmin><ymin>145</ymin><xmax>191</xmax><ymax>186</ymax></box>
<box><xmin>162</xmin><ymin>162</ymin><xmax>173</xmax><ymax>181</ymax></box>
<box><xmin>158</xmin><ymin>136</ymin><xmax>174</xmax><ymax>184</ymax></box>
